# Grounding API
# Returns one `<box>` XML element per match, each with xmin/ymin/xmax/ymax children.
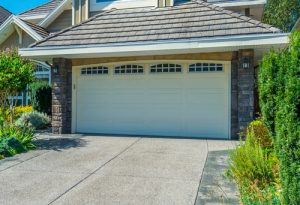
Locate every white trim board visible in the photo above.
<box><xmin>39</xmin><ymin>0</ymin><xmax>72</xmax><ymax>27</ymax></box>
<box><xmin>215</xmin><ymin>0</ymin><xmax>266</xmax><ymax>8</ymax></box>
<box><xmin>20</xmin><ymin>33</ymin><xmax>289</xmax><ymax>59</ymax></box>
<box><xmin>0</xmin><ymin>15</ymin><xmax>44</xmax><ymax>45</ymax></box>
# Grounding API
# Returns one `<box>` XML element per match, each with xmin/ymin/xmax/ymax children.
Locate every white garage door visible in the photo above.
<box><xmin>74</xmin><ymin>62</ymin><xmax>230</xmax><ymax>139</ymax></box>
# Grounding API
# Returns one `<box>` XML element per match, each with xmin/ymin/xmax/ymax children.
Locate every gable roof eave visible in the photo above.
<box><xmin>39</xmin><ymin>0</ymin><xmax>71</xmax><ymax>28</ymax></box>
<box><xmin>0</xmin><ymin>15</ymin><xmax>47</xmax><ymax>45</ymax></box>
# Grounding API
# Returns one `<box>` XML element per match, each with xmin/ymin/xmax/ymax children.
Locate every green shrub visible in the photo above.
<box><xmin>228</xmin><ymin>120</ymin><xmax>280</xmax><ymax>204</ymax></box>
<box><xmin>15</xmin><ymin>111</ymin><xmax>51</xmax><ymax>130</ymax></box>
<box><xmin>259</xmin><ymin>31</ymin><xmax>300</xmax><ymax>204</ymax></box>
<box><xmin>0</xmin><ymin>126</ymin><xmax>35</xmax><ymax>158</ymax></box>
<box><xmin>244</xmin><ymin>120</ymin><xmax>273</xmax><ymax>149</ymax></box>
<box><xmin>258</xmin><ymin>50</ymin><xmax>281</xmax><ymax>133</ymax></box>
<box><xmin>30</xmin><ymin>81</ymin><xmax>52</xmax><ymax>115</ymax></box>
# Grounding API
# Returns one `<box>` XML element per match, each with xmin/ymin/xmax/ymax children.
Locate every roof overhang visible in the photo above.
<box><xmin>19</xmin><ymin>14</ymin><xmax>47</xmax><ymax>21</ymax></box>
<box><xmin>19</xmin><ymin>33</ymin><xmax>289</xmax><ymax>60</ymax></box>
<box><xmin>39</xmin><ymin>0</ymin><xmax>71</xmax><ymax>28</ymax></box>
<box><xmin>215</xmin><ymin>0</ymin><xmax>266</xmax><ymax>8</ymax></box>
<box><xmin>0</xmin><ymin>15</ymin><xmax>44</xmax><ymax>45</ymax></box>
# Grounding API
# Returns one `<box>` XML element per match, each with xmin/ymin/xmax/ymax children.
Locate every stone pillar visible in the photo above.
<box><xmin>52</xmin><ymin>58</ymin><xmax>72</xmax><ymax>134</ymax></box>
<box><xmin>237</xmin><ymin>49</ymin><xmax>255</xmax><ymax>131</ymax></box>
<box><xmin>231</xmin><ymin>54</ymin><xmax>239</xmax><ymax>139</ymax></box>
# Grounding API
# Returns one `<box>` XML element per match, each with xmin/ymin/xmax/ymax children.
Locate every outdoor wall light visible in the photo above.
<box><xmin>241</xmin><ymin>57</ymin><xmax>251</xmax><ymax>69</ymax></box>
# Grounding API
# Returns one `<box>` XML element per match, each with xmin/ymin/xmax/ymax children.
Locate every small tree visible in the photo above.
<box><xmin>0</xmin><ymin>50</ymin><xmax>35</xmax><ymax>125</ymax></box>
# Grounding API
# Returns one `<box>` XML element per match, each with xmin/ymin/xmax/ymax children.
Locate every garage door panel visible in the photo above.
<box><xmin>75</xmin><ymin>64</ymin><xmax>230</xmax><ymax>138</ymax></box>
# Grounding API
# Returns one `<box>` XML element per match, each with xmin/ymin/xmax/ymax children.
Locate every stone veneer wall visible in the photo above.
<box><xmin>52</xmin><ymin>58</ymin><xmax>72</xmax><ymax>134</ymax></box>
<box><xmin>231</xmin><ymin>57</ymin><xmax>239</xmax><ymax>139</ymax></box>
<box><xmin>231</xmin><ymin>50</ymin><xmax>255</xmax><ymax>139</ymax></box>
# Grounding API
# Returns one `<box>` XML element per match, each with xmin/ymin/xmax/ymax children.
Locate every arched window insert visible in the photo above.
<box><xmin>81</xmin><ymin>66</ymin><xmax>109</xmax><ymax>75</ymax></box>
<box><xmin>114</xmin><ymin>65</ymin><xmax>144</xmax><ymax>74</ymax></box>
<box><xmin>189</xmin><ymin>63</ymin><xmax>223</xmax><ymax>72</ymax></box>
<box><xmin>150</xmin><ymin>64</ymin><xmax>182</xmax><ymax>73</ymax></box>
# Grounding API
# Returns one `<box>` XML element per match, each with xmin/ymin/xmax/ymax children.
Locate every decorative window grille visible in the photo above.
<box><xmin>114</xmin><ymin>65</ymin><xmax>144</xmax><ymax>74</ymax></box>
<box><xmin>189</xmin><ymin>63</ymin><xmax>223</xmax><ymax>72</ymax></box>
<box><xmin>150</xmin><ymin>64</ymin><xmax>182</xmax><ymax>73</ymax></box>
<box><xmin>81</xmin><ymin>66</ymin><xmax>109</xmax><ymax>75</ymax></box>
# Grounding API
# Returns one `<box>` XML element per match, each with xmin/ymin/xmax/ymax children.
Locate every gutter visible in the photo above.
<box><xmin>215</xmin><ymin>0</ymin><xmax>266</xmax><ymax>8</ymax></box>
<box><xmin>19</xmin><ymin>33</ymin><xmax>289</xmax><ymax>59</ymax></box>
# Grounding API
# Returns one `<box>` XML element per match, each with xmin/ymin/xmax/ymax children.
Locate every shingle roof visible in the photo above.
<box><xmin>21</xmin><ymin>20</ymin><xmax>49</xmax><ymax>38</ymax></box>
<box><xmin>31</xmin><ymin>0</ymin><xmax>281</xmax><ymax>48</ymax></box>
<box><xmin>19</xmin><ymin>0</ymin><xmax>64</xmax><ymax>17</ymax></box>
<box><xmin>0</xmin><ymin>6</ymin><xmax>12</xmax><ymax>26</ymax></box>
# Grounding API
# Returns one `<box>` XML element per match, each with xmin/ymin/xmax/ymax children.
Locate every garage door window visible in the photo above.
<box><xmin>81</xmin><ymin>66</ymin><xmax>108</xmax><ymax>75</ymax></box>
<box><xmin>189</xmin><ymin>63</ymin><xmax>223</xmax><ymax>72</ymax></box>
<box><xmin>114</xmin><ymin>65</ymin><xmax>144</xmax><ymax>74</ymax></box>
<box><xmin>150</xmin><ymin>64</ymin><xmax>182</xmax><ymax>73</ymax></box>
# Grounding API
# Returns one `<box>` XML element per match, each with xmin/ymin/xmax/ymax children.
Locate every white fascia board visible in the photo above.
<box><xmin>0</xmin><ymin>15</ymin><xmax>43</xmax><ymax>44</ymax></box>
<box><xmin>19</xmin><ymin>33</ymin><xmax>289</xmax><ymax>59</ymax></box>
<box><xmin>0</xmin><ymin>15</ymin><xmax>13</xmax><ymax>31</ymax></box>
<box><xmin>12</xmin><ymin>17</ymin><xmax>43</xmax><ymax>41</ymax></box>
<box><xmin>19</xmin><ymin>14</ymin><xmax>47</xmax><ymax>20</ymax></box>
<box><xmin>39</xmin><ymin>0</ymin><xmax>71</xmax><ymax>27</ymax></box>
<box><xmin>0</xmin><ymin>15</ymin><xmax>14</xmax><ymax>44</ymax></box>
<box><xmin>216</xmin><ymin>0</ymin><xmax>266</xmax><ymax>8</ymax></box>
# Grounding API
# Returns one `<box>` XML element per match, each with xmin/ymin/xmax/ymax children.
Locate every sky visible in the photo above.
<box><xmin>0</xmin><ymin>0</ymin><xmax>49</xmax><ymax>14</ymax></box>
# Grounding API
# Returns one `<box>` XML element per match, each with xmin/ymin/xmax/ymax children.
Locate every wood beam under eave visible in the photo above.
<box><xmin>14</xmin><ymin>25</ymin><xmax>23</xmax><ymax>45</ymax></box>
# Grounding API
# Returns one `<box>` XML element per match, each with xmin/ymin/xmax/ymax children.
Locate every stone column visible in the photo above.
<box><xmin>231</xmin><ymin>54</ymin><xmax>239</xmax><ymax>139</ymax></box>
<box><xmin>52</xmin><ymin>58</ymin><xmax>72</xmax><ymax>134</ymax></box>
<box><xmin>237</xmin><ymin>49</ymin><xmax>255</xmax><ymax>131</ymax></box>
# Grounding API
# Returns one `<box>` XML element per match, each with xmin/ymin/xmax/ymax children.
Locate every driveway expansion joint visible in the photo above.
<box><xmin>47</xmin><ymin>137</ymin><xmax>142</xmax><ymax>205</ymax></box>
<box><xmin>0</xmin><ymin>150</ymin><xmax>51</xmax><ymax>173</ymax></box>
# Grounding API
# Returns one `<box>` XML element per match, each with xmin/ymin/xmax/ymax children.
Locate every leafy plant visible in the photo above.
<box><xmin>15</xmin><ymin>111</ymin><xmax>51</xmax><ymax>130</ymax></box>
<box><xmin>0</xmin><ymin>126</ymin><xmax>35</xmax><ymax>158</ymax></box>
<box><xmin>228</xmin><ymin>120</ymin><xmax>280</xmax><ymax>204</ymax></box>
<box><xmin>30</xmin><ymin>82</ymin><xmax>52</xmax><ymax>115</ymax></box>
<box><xmin>259</xmin><ymin>31</ymin><xmax>300</xmax><ymax>204</ymax></box>
<box><xmin>263</xmin><ymin>0</ymin><xmax>300</xmax><ymax>32</ymax></box>
<box><xmin>0</xmin><ymin>50</ymin><xmax>34</xmax><ymax>125</ymax></box>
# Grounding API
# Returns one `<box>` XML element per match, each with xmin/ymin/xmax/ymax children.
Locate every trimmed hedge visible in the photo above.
<box><xmin>30</xmin><ymin>81</ymin><xmax>52</xmax><ymax>115</ymax></box>
<box><xmin>258</xmin><ymin>31</ymin><xmax>300</xmax><ymax>204</ymax></box>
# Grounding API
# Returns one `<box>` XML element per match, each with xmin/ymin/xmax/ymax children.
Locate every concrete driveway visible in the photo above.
<box><xmin>0</xmin><ymin>135</ymin><xmax>237</xmax><ymax>205</ymax></box>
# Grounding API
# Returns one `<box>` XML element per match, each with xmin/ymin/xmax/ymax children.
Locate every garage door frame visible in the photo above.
<box><xmin>71</xmin><ymin>60</ymin><xmax>231</xmax><ymax>139</ymax></box>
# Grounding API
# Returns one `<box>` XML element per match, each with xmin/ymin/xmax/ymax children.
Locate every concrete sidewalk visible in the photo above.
<box><xmin>0</xmin><ymin>135</ymin><xmax>238</xmax><ymax>205</ymax></box>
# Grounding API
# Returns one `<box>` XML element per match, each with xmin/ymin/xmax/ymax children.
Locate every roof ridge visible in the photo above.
<box><xmin>30</xmin><ymin>9</ymin><xmax>116</xmax><ymax>47</ymax></box>
<box><xmin>191</xmin><ymin>0</ymin><xmax>280</xmax><ymax>33</ymax></box>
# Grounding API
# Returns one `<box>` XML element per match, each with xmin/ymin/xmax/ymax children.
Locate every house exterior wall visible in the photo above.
<box><xmin>0</xmin><ymin>32</ymin><xmax>35</xmax><ymax>50</ymax></box>
<box><xmin>47</xmin><ymin>10</ymin><xmax>72</xmax><ymax>33</ymax></box>
<box><xmin>53</xmin><ymin>51</ymin><xmax>255</xmax><ymax>139</ymax></box>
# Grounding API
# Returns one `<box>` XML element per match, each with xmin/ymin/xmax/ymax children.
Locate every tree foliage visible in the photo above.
<box><xmin>0</xmin><ymin>50</ymin><xmax>35</xmax><ymax>125</ymax></box>
<box><xmin>263</xmin><ymin>0</ymin><xmax>300</xmax><ymax>32</ymax></box>
<box><xmin>258</xmin><ymin>31</ymin><xmax>300</xmax><ymax>204</ymax></box>
<box><xmin>30</xmin><ymin>81</ymin><xmax>52</xmax><ymax>115</ymax></box>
